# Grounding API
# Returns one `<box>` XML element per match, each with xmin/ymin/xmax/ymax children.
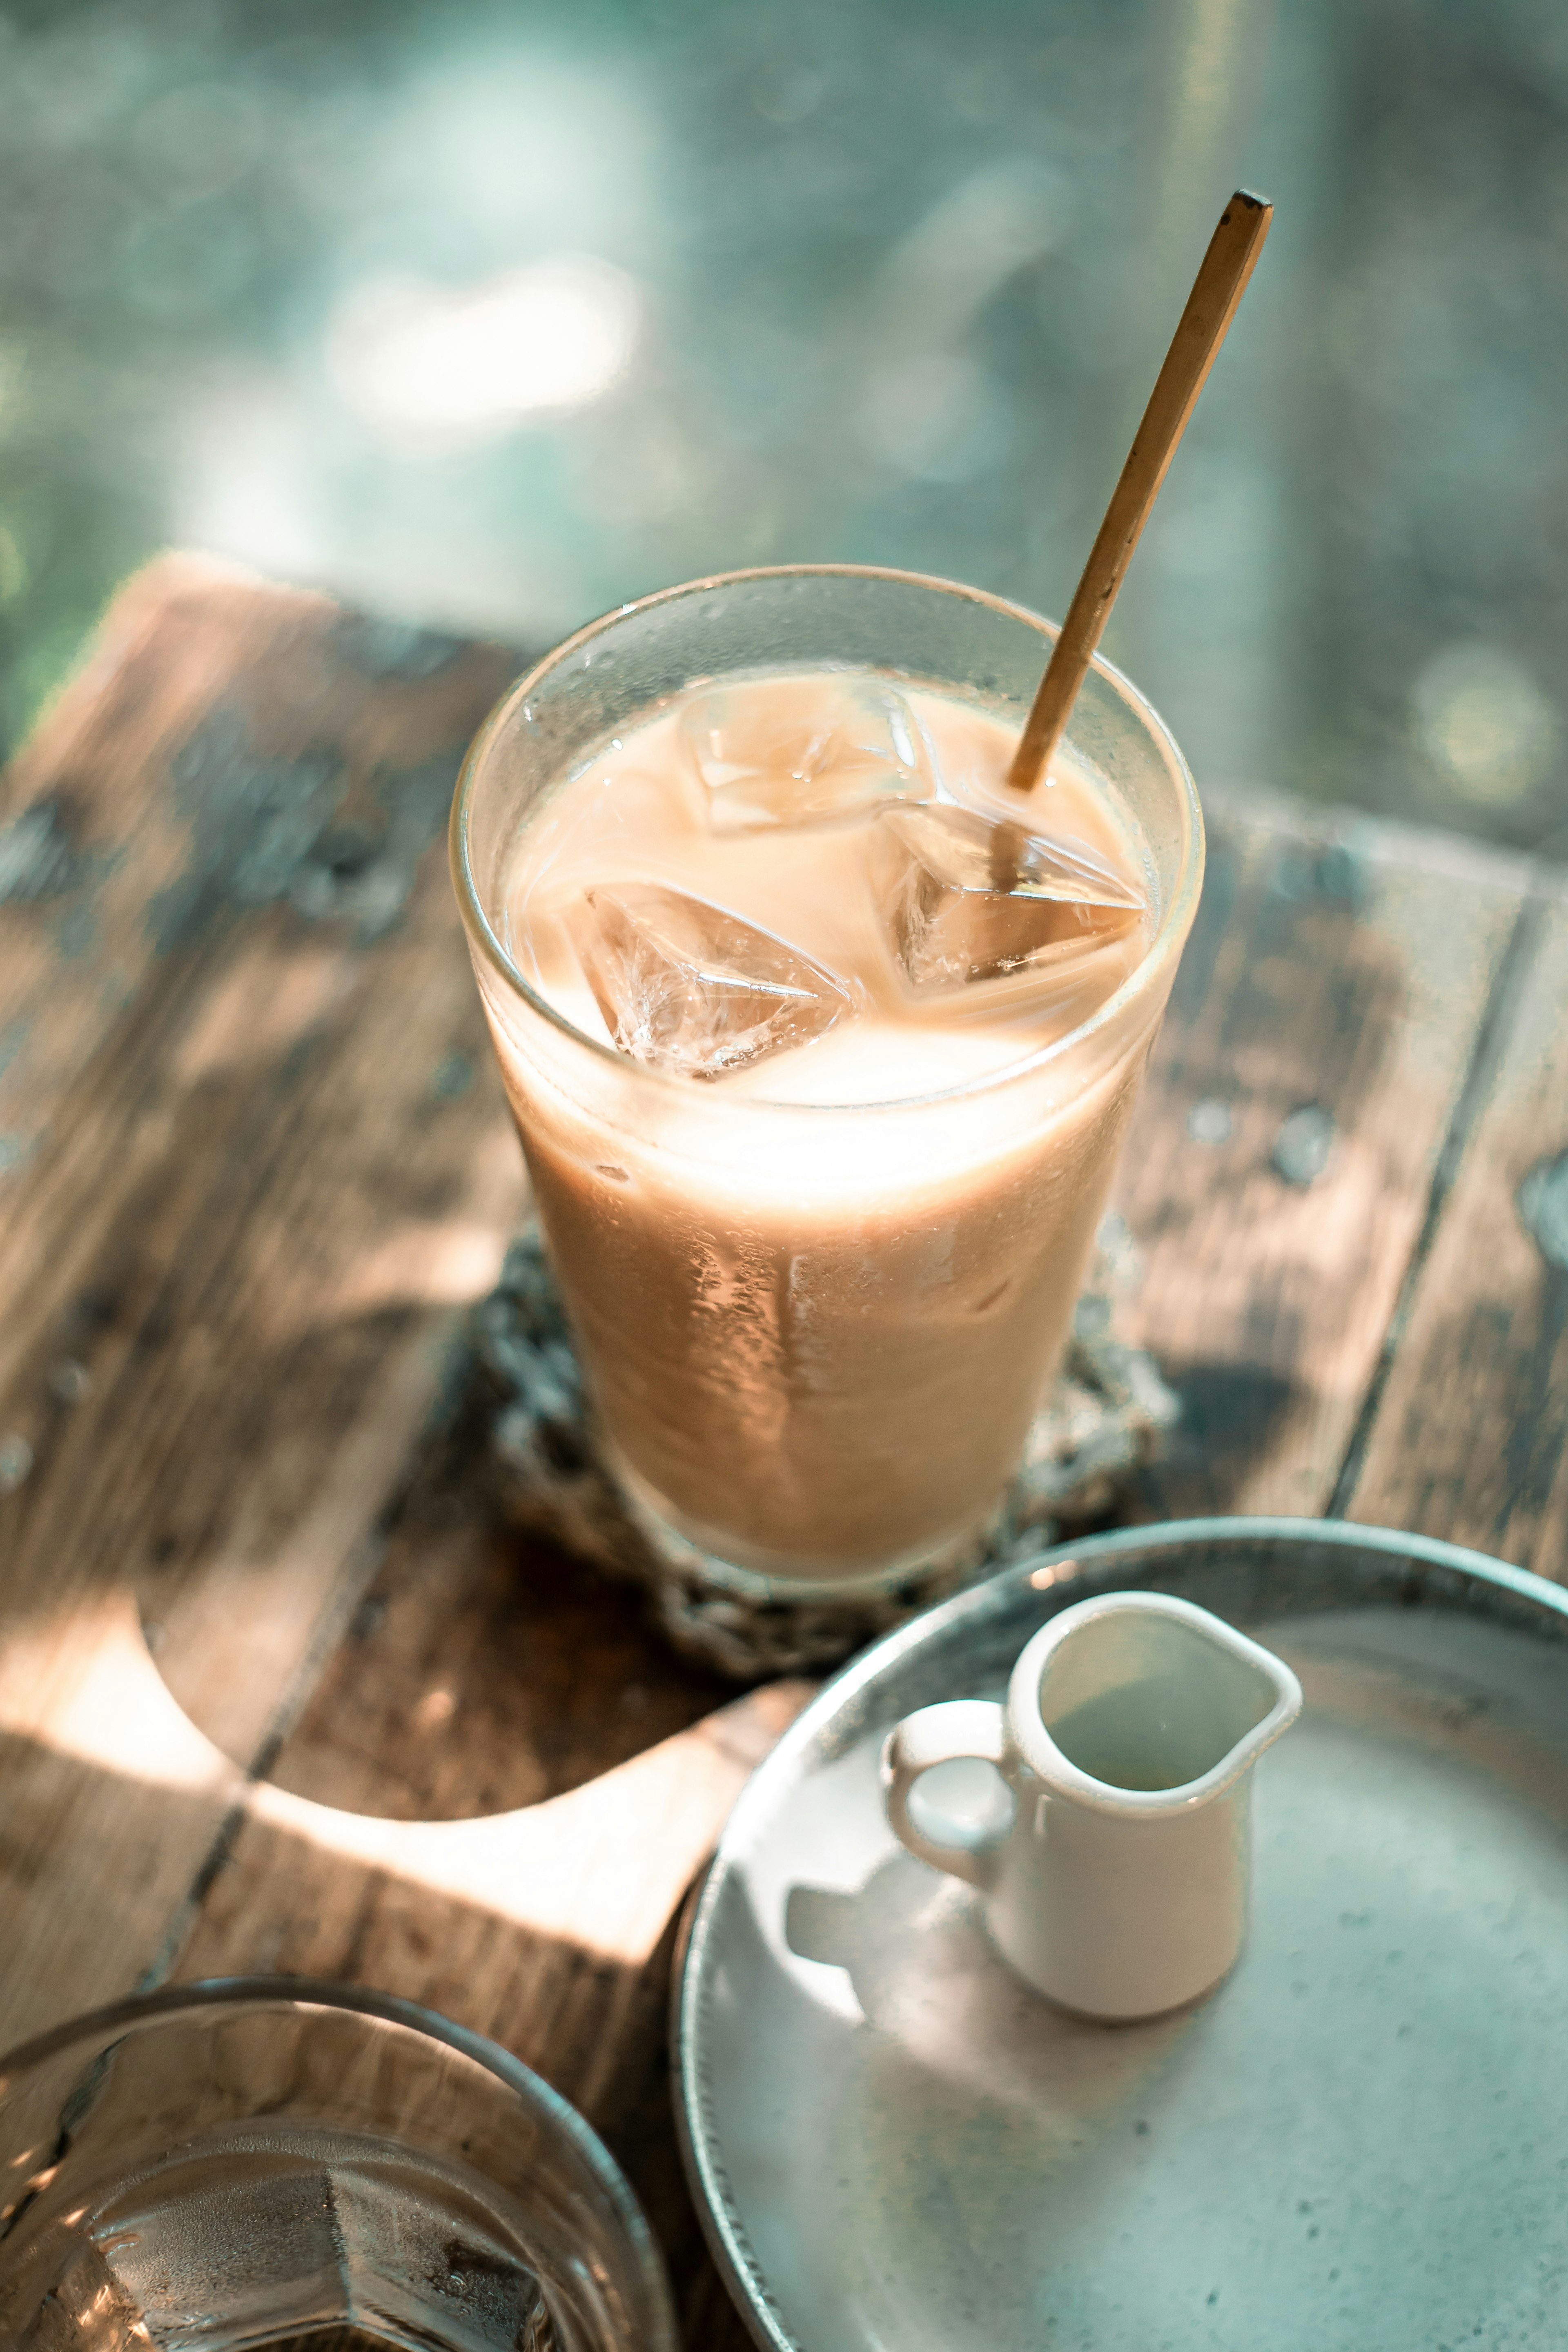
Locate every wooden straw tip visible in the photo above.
<box><xmin>1227</xmin><ymin>187</ymin><xmax>1273</xmax><ymax>215</ymax></box>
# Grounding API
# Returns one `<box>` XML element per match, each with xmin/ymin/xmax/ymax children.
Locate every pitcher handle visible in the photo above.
<box><xmin>881</xmin><ymin>1699</ymin><xmax>1011</xmax><ymax>1890</ymax></box>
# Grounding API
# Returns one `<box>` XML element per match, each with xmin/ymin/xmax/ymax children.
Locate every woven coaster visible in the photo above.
<box><xmin>475</xmin><ymin>1223</ymin><xmax>1178</xmax><ymax>1679</ymax></box>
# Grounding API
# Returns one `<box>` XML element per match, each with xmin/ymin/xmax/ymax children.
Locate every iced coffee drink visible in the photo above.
<box><xmin>453</xmin><ymin>568</ymin><xmax>1201</xmax><ymax>1592</ymax></box>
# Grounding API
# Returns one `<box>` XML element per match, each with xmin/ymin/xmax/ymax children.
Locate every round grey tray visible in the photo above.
<box><xmin>676</xmin><ymin>1518</ymin><xmax>1568</xmax><ymax>2352</ymax></box>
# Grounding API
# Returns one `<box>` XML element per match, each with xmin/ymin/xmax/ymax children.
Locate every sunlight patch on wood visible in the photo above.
<box><xmin>330</xmin><ymin>1216</ymin><xmax>513</xmax><ymax>1316</ymax></box>
<box><xmin>176</xmin><ymin>942</ymin><xmax>354</xmax><ymax>1080</ymax></box>
<box><xmin>1</xmin><ymin>1589</ymin><xmax>241</xmax><ymax>1801</ymax></box>
<box><xmin>13</xmin><ymin>1580</ymin><xmax>811</xmax><ymax>1972</ymax></box>
<box><xmin>245</xmin><ymin>1678</ymin><xmax>813</xmax><ymax>1965</ymax></box>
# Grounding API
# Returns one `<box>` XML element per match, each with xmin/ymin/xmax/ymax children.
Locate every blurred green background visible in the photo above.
<box><xmin>1</xmin><ymin>0</ymin><xmax>1565</xmax><ymax>846</ymax></box>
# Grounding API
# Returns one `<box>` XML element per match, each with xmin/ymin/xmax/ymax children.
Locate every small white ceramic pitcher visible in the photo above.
<box><xmin>881</xmin><ymin>1590</ymin><xmax>1302</xmax><ymax>2020</ymax></box>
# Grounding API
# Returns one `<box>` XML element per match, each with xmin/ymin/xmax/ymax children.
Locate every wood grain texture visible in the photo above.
<box><xmin>5</xmin><ymin>562</ymin><xmax>1568</xmax><ymax>2352</ymax></box>
<box><xmin>1345</xmin><ymin>873</ymin><xmax>1568</xmax><ymax>1577</ymax></box>
<box><xmin>259</xmin><ymin>1441</ymin><xmax>738</xmax><ymax>1824</ymax></box>
<box><xmin>0</xmin><ymin>557</ymin><xmax>527</xmax><ymax>2042</ymax></box>
<box><xmin>1114</xmin><ymin>791</ymin><xmax>1530</xmax><ymax>1519</ymax></box>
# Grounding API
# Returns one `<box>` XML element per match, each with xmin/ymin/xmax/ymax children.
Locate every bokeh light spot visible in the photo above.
<box><xmin>327</xmin><ymin>254</ymin><xmax>641</xmax><ymax>451</ymax></box>
<box><xmin>1412</xmin><ymin>643</ymin><xmax>1559</xmax><ymax>806</ymax></box>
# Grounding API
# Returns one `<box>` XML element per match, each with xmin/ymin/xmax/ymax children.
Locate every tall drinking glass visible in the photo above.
<box><xmin>452</xmin><ymin>566</ymin><xmax>1202</xmax><ymax>1597</ymax></box>
<box><xmin>0</xmin><ymin>1980</ymin><xmax>675</xmax><ymax>2350</ymax></box>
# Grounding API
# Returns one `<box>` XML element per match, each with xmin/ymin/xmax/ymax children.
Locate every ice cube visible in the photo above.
<box><xmin>872</xmin><ymin>801</ymin><xmax>1144</xmax><ymax>993</ymax></box>
<box><xmin>570</xmin><ymin>882</ymin><xmax>854</xmax><ymax>1079</ymax></box>
<box><xmin>677</xmin><ymin>674</ymin><xmax>929</xmax><ymax>833</ymax></box>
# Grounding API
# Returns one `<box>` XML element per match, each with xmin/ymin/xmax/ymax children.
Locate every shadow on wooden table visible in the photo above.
<box><xmin>139</xmin><ymin>1376</ymin><xmax>740</xmax><ymax>1816</ymax></box>
<box><xmin>1</xmin><ymin>1659</ymin><xmax>780</xmax><ymax>2352</ymax></box>
<box><xmin>185</xmin><ymin>1405</ymin><xmax>797</xmax><ymax>2352</ymax></box>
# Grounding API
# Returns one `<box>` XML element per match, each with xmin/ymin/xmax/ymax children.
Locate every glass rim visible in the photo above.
<box><xmin>0</xmin><ymin>1973</ymin><xmax>675</xmax><ymax>2343</ymax></box>
<box><xmin>448</xmin><ymin>561</ymin><xmax>1205</xmax><ymax>1118</ymax></box>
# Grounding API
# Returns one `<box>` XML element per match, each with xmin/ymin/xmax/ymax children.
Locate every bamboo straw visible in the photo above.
<box><xmin>1007</xmin><ymin>187</ymin><xmax>1273</xmax><ymax>793</ymax></box>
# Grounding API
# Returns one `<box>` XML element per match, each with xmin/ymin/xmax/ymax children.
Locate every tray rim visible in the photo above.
<box><xmin>674</xmin><ymin>1512</ymin><xmax>1568</xmax><ymax>2352</ymax></box>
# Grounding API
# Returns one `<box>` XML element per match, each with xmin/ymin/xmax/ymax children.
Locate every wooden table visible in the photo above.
<box><xmin>3</xmin><ymin>557</ymin><xmax>1567</xmax><ymax>2346</ymax></box>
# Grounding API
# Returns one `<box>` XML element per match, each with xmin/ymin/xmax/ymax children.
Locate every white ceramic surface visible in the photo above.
<box><xmin>881</xmin><ymin>1591</ymin><xmax>1303</xmax><ymax>2017</ymax></box>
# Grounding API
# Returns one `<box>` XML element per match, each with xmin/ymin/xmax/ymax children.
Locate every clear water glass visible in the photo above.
<box><xmin>0</xmin><ymin>1980</ymin><xmax>676</xmax><ymax>2351</ymax></box>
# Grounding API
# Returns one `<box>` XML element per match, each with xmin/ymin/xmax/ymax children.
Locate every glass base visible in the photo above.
<box><xmin>606</xmin><ymin>1443</ymin><xmax>1003</xmax><ymax>1604</ymax></box>
<box><xmin>477</xmin><ymin>1225</ymin><xmax>1178</xmax><ymax>1677</ymax></box>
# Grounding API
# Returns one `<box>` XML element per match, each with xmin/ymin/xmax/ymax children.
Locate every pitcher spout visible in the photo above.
<box><xmin>1009</xmin><ymin>1590</ymin><xmax>1301</xmax><ymax>1814</ymax></box>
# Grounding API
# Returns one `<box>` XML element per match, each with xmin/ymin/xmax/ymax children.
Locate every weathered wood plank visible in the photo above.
<box><xmin>0</xmin><ymin>559</ymin><xmax>527</xmax><ymax>2040</ymax></box>
<box><xmin>172</xmin><ymin>1674</ymin><xmax>808</xmax><ymax>2045</ymax></box>
<box><xmin>0</xmin><ymin>557</ymin><xmax>517</xmax><ymax>1401</ymax></box>
<box><xmin>1115</xmin><ymin>792</ymin><xmax>1531</xmax><ymax>1518</ymax></box>
<box><xmin>1345</xmin><ymin>873</ymin><xmax>1568</xmax><ymax>1577</ymax></box>
<box><xmin>257</xmin><ymin>1430</ymin><xmax>738</xmax><ymax>1824</ymax></box>
<box><xmin>0</xmin><ymin>1594</ymin><xmax>243</xmax><ymax>2050</ymax></box>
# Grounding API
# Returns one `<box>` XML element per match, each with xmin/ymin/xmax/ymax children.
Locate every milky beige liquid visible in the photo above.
<box><xmin>485</xmin><ymin>676</ymin><xmax>1158</xmax><ymax>1583</ymax></box>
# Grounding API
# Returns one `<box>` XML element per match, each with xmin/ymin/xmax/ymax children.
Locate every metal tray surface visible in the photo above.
<box><xmin>676</xmin><ymin>1518</ymin><xmax>1568</xmax><ymax>2352</ymax></box>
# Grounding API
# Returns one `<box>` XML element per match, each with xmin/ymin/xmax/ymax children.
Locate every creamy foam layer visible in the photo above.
<box><xmin>503</xmin><ymin>676</ymin><xmax>1152</xmax><ymax>1106</ymax></box>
